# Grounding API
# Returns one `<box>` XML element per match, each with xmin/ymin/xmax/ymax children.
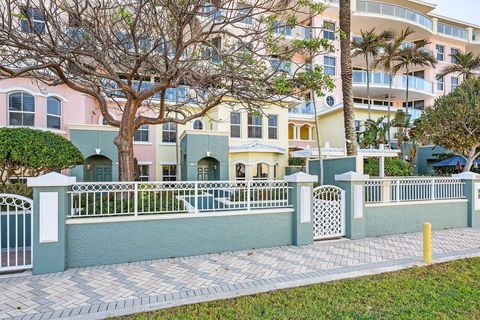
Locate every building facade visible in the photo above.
<box><xmin>1</xmin><ymin>0</ymin><xmax>479</xmax><ymax>181</ymax></box>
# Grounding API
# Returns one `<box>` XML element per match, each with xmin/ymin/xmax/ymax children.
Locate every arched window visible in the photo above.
<box><xmin>193</xmin><ymin>120</ymin><xmax>203</xmax><ymax>130</ymax></box>
<box><xmin>47</xmin><ymin>97</ymin><xmax>61</xmax><ymax>129</ymax></box>
<box><xmin>235</xmin><ymin>163</ymin><xmax>246</xmax><ymax>180</ymax></box>
<box><xmin>253</xmin><ymin>162</ymin><xmax>269</xmax><ymax>180</ymax></box>
<box><xmin>8</xmin><ymin>92</ymin><xmax>35</xmax><ymax>126</ymax></box>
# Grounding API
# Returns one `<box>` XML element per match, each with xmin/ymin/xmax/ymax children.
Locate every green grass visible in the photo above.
<box><xmin>118</xmin><ymin>258</ymin><xmax>480</xmax><ymax>320</ymax></box>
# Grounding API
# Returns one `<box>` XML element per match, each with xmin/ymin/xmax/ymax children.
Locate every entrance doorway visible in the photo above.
<box><xmin>84</xmin><ymin>155</ymin><xmax>113</xmax><ymax>182</ymax></box>
<box><xmin>197</xmin><ymin>157</ymin><xmax>220</xmax><ymax>181</ymax></box>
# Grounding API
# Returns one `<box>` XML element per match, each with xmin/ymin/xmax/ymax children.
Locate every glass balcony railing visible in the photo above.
<box><xmin>352</xmin><ymin>71</ymin><xmax>434</xmax><ymax>95</ymax></box>
<box><xmin>273</xmin><ymin>22</ymin><xmax>312</xmax><ymax>40</ymax></box>
<box><xmin>289</xmin><ymin>101</ymin><xmax>314</xmax><ymax>115</ymax></box>
<box><xmin>106</xmin><ymin>81</ymin><xmax>195</xmax><ymax>102</ymax></box>
<box><xmin>356</xmin><ymin>1</ymin><xmax>433</xmax><ymax>31</ymax></box>
<box><xmin>437</xmin><ymin>22</ymin><xmax>468</xmax><ymax>40</ymax></box>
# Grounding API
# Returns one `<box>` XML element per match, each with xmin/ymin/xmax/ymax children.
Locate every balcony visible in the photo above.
<box><xmin>269</xmin><ymin>60</ymin><xmax>311</xmax><ymax>76</ymax></box>
<box><xmin>273</xmin><ymin>22</ymin><xmax>311</xmax><ymax>46</ymax></box>
<box><xmin>106</xmin><ymin>81</ymin><xmax>197</xmax><ymax>103</ymax></box>
<box><xmin>437</xmin><ymin>22</ymin><xmax>468</xmax><ymax>40</ymax></box>
<box><xmin>289</xmin><ymin>101</ymin><xmax>315</xmax><ymax>116</ymax></box>
<box><xmin>352</xmin><ymin>70</ymin><xmax>435</xmax><ymax>100</ymax></box>
<box><xmin>355</xmin><ymin>1</ymin><xmax>433</xmax><ymax>31</ymax></box>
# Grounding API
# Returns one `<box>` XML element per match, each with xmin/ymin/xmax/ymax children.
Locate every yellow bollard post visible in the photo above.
<box><xmin>423</xmin><ymin>223</ymin><xmax>432</xmax><ymax>265</ymax></box>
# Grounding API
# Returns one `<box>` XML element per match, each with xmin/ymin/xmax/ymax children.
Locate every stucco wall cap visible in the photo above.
<box><xmin>452</xmin><ymin>171</ymin><xmax>480</xmax><ymax>180</ymax></box>
<box><xmin>27</xmin><ymin>172</ymin><xmax>77</xmax><ymax>187</ymax></box>
<box><xmin>335</xmin><ymin>171</ymin><xmax>370</xmax><ymax>182</ymax></box>
<box><xmin>284</xmin><ymin>171</ymin><xmax>318</xmax><ymax>183</ymax></box>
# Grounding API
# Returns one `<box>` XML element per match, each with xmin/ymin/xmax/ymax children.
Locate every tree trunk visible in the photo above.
<box><xmin>405</xmin><ymin>68</ymin><xmax>410</xmax><ymax>116</ymax></box>
<box><xmin>366</xmin><ymin>56</ymin><xmax>371</xmax><ymax>119</ymax></box>
<box><xmin>464</xmin><ymin>147</ymin><xmax>480</xmax><ymax>172</ymax></box>
<box><xmin>313</xmin><ymin>101</ymin><xmax>324</xmax><ymax>185</ymax></box>
<box><xmin>339</xmin><ymin>0</ymin><xmax>358</xmax><ymax>156</ymax></box>
<box><xmin>387</xmin><ymin>74</ymin><xmax>393</xmax><ymax>146</ymax></box>
<box><xmin>114</xmin><ymin>129</ymin><xmax>136</xmax><ymax>181</ymax></box>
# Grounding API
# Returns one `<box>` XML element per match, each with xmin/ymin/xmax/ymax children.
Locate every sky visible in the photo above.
<box><xmin>430</xmin><ymin>0</ymin><xmax>479</xmax><ymax>25</ymax></box>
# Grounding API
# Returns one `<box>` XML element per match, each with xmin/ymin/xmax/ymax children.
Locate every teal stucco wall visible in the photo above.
<box><xmin>66</xmin><ymin>211</ymin><xmax>294</xmax><ymax>268</ymax></box>
<box><xmin>414</xmin><ymin>145</ymin><xmax>448</xmax><ymax>175</ymax></box>
<box><xmin>309</xmin><ymin>157</ymin><xmax>357</xmax><ymax>186</ymax></box>
<box><xmin>364</xmin><ymin>200</ymin><xmax>469</xmax><ymax>237</ymax></box>
<box><xmin>180</xmin><ymin>133</ymin><xmax>229</xmax><ymax>181</ymax></box>
<box><xmin>69</xmin><ymin>129</ymin><xmax>120</xmax><ymax>182</ymax></box>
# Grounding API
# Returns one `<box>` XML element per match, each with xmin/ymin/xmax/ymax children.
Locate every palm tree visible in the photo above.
<box><xmin>351</xmin><ymin>28</ymin><xmax>394</xmax><ymax>119</ymax></box>
<box><xmin>339</xmin><ymin>0</ymin><xmax>358</xmax><ymax>156</ymax></box>
<box><xmin>440</xmin><ymin>51</ymin><xmax>480</xmax><ymax>81</ymax></box>
<box><xmin>392</xmin><ymin>40</ymin><xmax>436</xmax><ymax>116</ymax></box>
<box><xmin>373</xmin><ymin>27</ymin><xmax>415</xmax><ymax>140</ymax></box>
<box><xmin>359</xmin><ymin>116</ymin><xmax>391</xmax><ymax>149</ymax></box>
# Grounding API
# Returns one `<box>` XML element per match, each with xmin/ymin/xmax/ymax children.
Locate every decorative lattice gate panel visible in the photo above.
<box><xmin>0</xmin><ymin>194</ymin><xmax>33</xmax><ymax>273</ymax></box>
<box><xmin>312</xmin><ymin>186</ymin><xmax>345</xmax><ymax>240</ymax></box>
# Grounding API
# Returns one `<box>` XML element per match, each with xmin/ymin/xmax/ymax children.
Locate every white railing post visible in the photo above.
<box><xmin>247</xmin><ymin>181</ymin><xmax>251</xmax><ymax>211</ymax></box>
<box><xmin>431</xmin><ymin>179</ymin><xmax>435</xmax><ymax>200</ymax></box>
<box><xmin>396</xmin><ymin>180</ymin><xmax>400</xmax><ymax>202</ymax></box>
<box><xmin>134</xmin><ymin>182</ymin><xmax>138</xmax><ymax>216</ymax></box>
<box><xmin>194</xmin><ymin>182</ymin><xmax>199</xmax><ymax>213</ymax></box>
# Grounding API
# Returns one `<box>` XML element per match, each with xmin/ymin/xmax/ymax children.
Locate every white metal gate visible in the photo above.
<box><xmin>312</xmin><ymin>185</ymin><xmax>345</xmax><ymax>240</ymax></box>
<box><xmin>0</xmin><ymin>194</ymin><xmax>33</xmax><ymax>272</ymax></box>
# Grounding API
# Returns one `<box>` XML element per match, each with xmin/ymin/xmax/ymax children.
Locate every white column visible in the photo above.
<box><xmin>379</xmin><ymin>156</ymin><xmax>385</xmax><ymax>178</ymax></box>
<box><xmin>308</xmin><ymin>126</ymin><xmax>313</xmax><ymax>141</ymax></box>
<box><xmin>467</xmin><ymin>27</ymin><xmax>473</xmax><ymax>43</ymax></box>
<box><xmin>432</xmin><ymin>18</ymin><xmax>438</xmax><ymax>34</ymax></box>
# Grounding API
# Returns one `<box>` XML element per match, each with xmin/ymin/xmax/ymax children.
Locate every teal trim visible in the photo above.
<box><xmin>463</xmin><ymin>180</ymin><xmax>480</xmax><ymax>228</ymax></box>
<box><xmin>32</xmin><ymin>186</ymin><xmax>69</xmax><ymax>275</ymax></box>
<box><xmin>66</xmin><ymin>212</ymin><xmax>294</xmax><ymax>268</ymax></box>
<box><xmin>364</xmin><ymin>201</ymin><xmax>468</xmax><ymax>237</ymax></box>
<box><xmin>309</xmin><ymin>157</ymin><xmax>357</xmax><ymax>185</ymax></box>
<box><xmin>414</xmin><ymin>145</ymin><xmax>447</xmax><ymax>175</ymax></box>
<box><xmin>180</xmin><ymin>134</ymin><xmax>229</xmax><ymax>181</ymax></box>
<box><xmin>69</xmin><ymin>129</ymin><xmax>119</xmax><ymax>182</ymax></box>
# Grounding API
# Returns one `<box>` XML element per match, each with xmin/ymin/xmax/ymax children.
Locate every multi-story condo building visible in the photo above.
<box><xmin>1</xmin><ymin>0</ymin><xmax>479</xmax><ymax>182</ymax></box>
<box><xmin>288</xmin><ymin>0</ymin><xmax>480</xmax><ymax>154</ymax></box>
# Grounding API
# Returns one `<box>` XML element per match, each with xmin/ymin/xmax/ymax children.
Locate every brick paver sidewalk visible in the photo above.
<box><xmin>1</xmin><ymin>228</ymin><xmax>479</xmax><ymax>320</ymax></box>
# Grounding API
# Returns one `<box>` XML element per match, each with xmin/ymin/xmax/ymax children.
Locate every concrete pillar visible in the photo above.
<box><xmin>285</xmin><ymin>172</ymin><xmax>317</xmax><ymax>246</ymax></box>
<box><xmin>467</xmin><ymin>27</ymin><xmax>473</xmax><ymax>43</ymax></box>
<box><xmin>452</xmin><ymin>172</ymin><xmax>480</xmax><ymax>228</ymax></box>
<box><xmin>432</xmin><ymin>18</ymin><xmax>438</xmax><ymax>34</ymax></box>
<box><xmin>335</xmin><ymin>171</ymin><xmax>369</xmax><ymax>239</ymax></box>
<box><xmin>27</xmin><ymin>173</ymin><xmax>76</xmax><ymax>275</ymax></box>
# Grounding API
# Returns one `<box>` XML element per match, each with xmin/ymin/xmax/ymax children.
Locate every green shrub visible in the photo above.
<box><xmin>288</xmin><ymin>157</ymin><xmax>306</xmax><ymax>166</ymax></box>
<box><xmin>364</xmin><ymin>158</ymin><xmax>411</xmax><ymax>177</ymax></box>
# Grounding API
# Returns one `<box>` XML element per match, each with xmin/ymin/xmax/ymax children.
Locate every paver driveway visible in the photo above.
<box><xmin>1</xmin><ymin>228</ymin><xmax>479</xmax><ymax>320</ymax></box>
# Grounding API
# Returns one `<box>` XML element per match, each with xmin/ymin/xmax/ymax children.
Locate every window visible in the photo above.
<box><xmin>134</xmin><ymin>124</ymin><xmax>149</xmax><ymax>142</ymax></box>
<box><xmin>324</xmin><ymin>57</ymin><xmax>336</xmax><ymax>76</ymax></box>
<box><xmin>46</xmin><ymin>97</ymin><xmax>61</xmax><ymax>129</ymax></box>
<box><xmin>193</xmin><ymin>120</ymin><xmax>203</xmax><ymax>130</ymax></box>
<box><xmin>253</xmin><ymin>163</ymin><xmax>268</xmax><ymax>180</ymax></box>
<box><xmin>138</xmin><ymin>165</ymin><xmax>149</xmax><ymax>181</ymax></box>
<box><xmin>162</xmin><ymin>165</ymin><xmax>177</xmax><ymax>181</ymax></box>
<box><xmin>268</xmin><ymin>115</ymin><xmax>278</xmax><ymax>139</ymax></box>
<box><xmin>235</xmin><ymin>163</ymin><xmax>246</xmax><ymax>180</ymax></box>
<box><xmin>230</xmin><ymin>112</ymin><xmax>241</xmax><ymax>138</ymax></box>
<box><xmin>436</xmin><ymin>44</ymin><xmax>444</xmax><ymax>61</ymax></box>
<box><xmin>8</xmin><ymin>92</ymin><xmax>35</xmax><ymax>126</ymax></box>
<box><xmin>323</xmin><ymin>21</ymin><xmax>335</xmax><ymax>40</ymax></box>
<box><xmin>248</xmin><ymin>114</ymin><xmax>262</xmax><ymax>138</ymax></box>
<box><xmin>451</xmin><ymin>48</ymin><xmax>459</xmax><ymax>63</ymax></box>
<box><xmin>325</xmin><ymin>95</ymin><xmax>335</xmax><ymax>107</ymax></box>
<box><xmin>436</xmin><ymin>75</ymin><xmax>444</xmax><ymax>91</ymax></box>
<box><xmin>451</xmin><ymin>76</ymin><xmax>459</xmax><ymax>91</ymax></box>
<box><xmin>354</xmin><ymin>120</ymin><xmax>362</xmax><ymax>132</ymax></box>
<box><xmin>162</xmin><ymin>122</ymin><xmax>177</xmax><ymax>143</ymax></box>
<box><xmin>21</xmin><ymin>8</ymin><xmax>45</xmax><ymax>33</ymax></box>
<box><xmin>237</xmin><ymin>5</ymin><xmax>253</xmax><ymax>24</ymax></box>
<box><xmin>402</xmin><ymin>100</ymin><xmax>425</xmax><ymax>110</ymax></box>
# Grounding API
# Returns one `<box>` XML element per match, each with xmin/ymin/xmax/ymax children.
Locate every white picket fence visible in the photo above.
<box><xmin>365</xmin><ymin>177</ymin><xmax>465</xmax><ymax>204</ymax></box>
<box><xmin>69</xmin><ymin>180</ymin><xmax>291</xmax><ymax>217</ymax></box>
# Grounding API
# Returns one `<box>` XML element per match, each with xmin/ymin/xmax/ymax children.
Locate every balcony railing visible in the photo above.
<box><xmin>437</xmin><ymin>22</ymin><xmax>468</xmax><ymax>40</ymax></box>
<box><xmin>106</xmin><ymin>81</ymin><xmax>197</xmax><ymax>103</ymax></box>
<box><xmin>273</xmin><ymin>22</ymin><xmax>312</xmax><ymax>40</ymax></box>
<box><xmin>352</xmin><ymin>71</ymin><xmax>434</xmax><ymax>95</ymax></box>
<box><xmin>289</xmin><ymin>101</ymin><xmax>314</xmax><ymax>115</ymax></box>
<box><xmin>356</xmin><ymin>1</ymin><xmax>433</xmax><ymax>31</ymax></box>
